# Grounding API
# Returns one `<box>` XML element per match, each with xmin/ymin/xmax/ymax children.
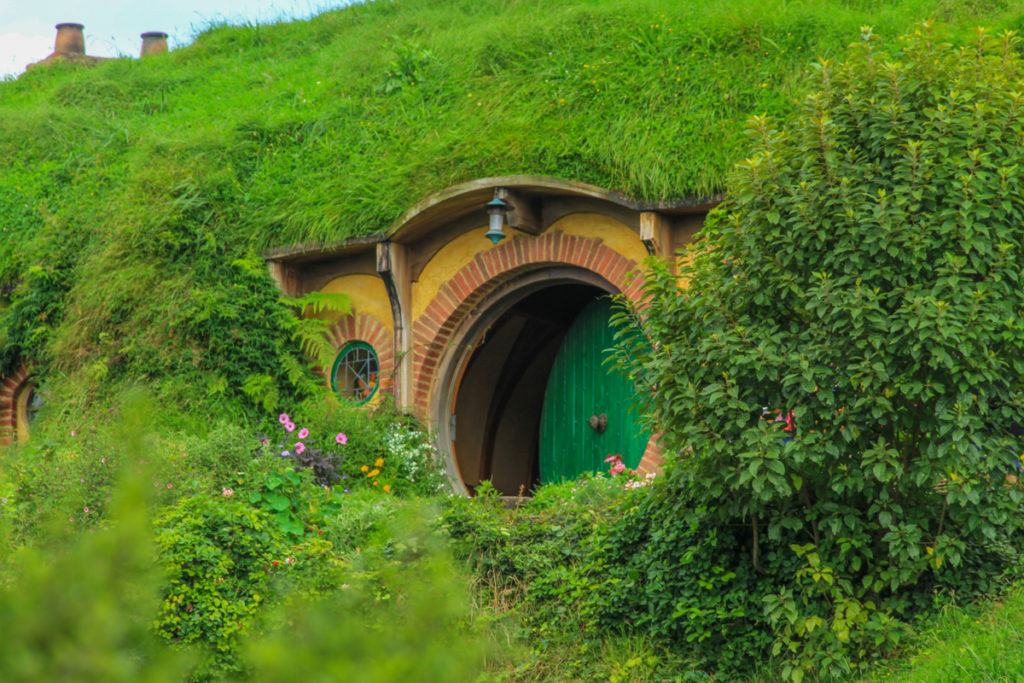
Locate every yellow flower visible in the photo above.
<box><xmin>383</xmin><ymin>484</ymin><xmax>391</xmax><ymax>493</ymax></box>
<box><xmin>368</xmin><ymin>468</ymin><xmax>380</xmax><ymax>478</ymax></box>
<box><xmin>361</xmin><ymin>465</ymin><xmax>369</xmax><ymax>473</ymax></box>
<box><xmin>373</xmin><ymin>480</ymin><xmax>379</xmax><ymax>487</ymax></box>
<box><xmin>375</xmin><ymin>458</ymin><xmax>384</xmax><ymax>468</ymax></box>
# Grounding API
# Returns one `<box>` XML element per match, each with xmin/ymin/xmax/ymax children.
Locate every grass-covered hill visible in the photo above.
<box><xmin>1</xmin><ymin>0</ymin><xmax>1022</xmax><ymax>414</ymax></box>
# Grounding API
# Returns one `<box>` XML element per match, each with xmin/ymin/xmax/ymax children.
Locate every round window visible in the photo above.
<box><xmin>331</xmin><ymin>342</ymin><xmax>380</xmax><ymax>404</ymax></box>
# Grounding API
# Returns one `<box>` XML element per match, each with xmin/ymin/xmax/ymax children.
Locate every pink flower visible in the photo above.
<box><xmin>167</xmin><ymin>483</ymin><xmax>172</xmax><ymax>489</ymax></box>
<box><xmin>101</xmin><ymin>458</ymin><xmax>106</xmax><ymax>464</ymax></box>
<box><xmin>335</xmin><ymin>432</ymin><xmax>348</xmax><ymax>445</ymax></box>
<box><xmin>222</xmin><ymin>488</ymin><xmax>234</xmax><ymax>497</ymax></box>
<box><xmin>295</xmin><ymin>442</ymin><xmax>306</xmax><ymax>454</ymax></box>
<box><xmin>285</xmin><ymin>557</ymin><xmax>295</xmax><ymax>564</ymax></box>
<box><xmin>610</xmin><ymin>461</ymin><xmax>626</xmax><ymax>475</ymax></box>
<box><xmin>298</xmin><ymin>427</ymin><xmax>309</xmax><ymax>439</ymax></box>
<box><xmin>262</xmin><ymin>439</ymin><xmax>269</xmax><ymax>446</ymax></box>
<box><xmin>83</xmin><ymin>507</ymin><xmax>89</xmax><ymax>513</ymax></box>
<box><xmin>604</xmin><ymin>454</ymin><xmax>621</xmax><ymax>463</ymax></box>
<box><xmin>279</xmin><ymin>413</ymin><xmax>290</xmax><ymax>424</ymax></box>
<box><xmin>285</xmin><ymin>422</ymin><xmax>295</xmax><ymax>433</ymax></box>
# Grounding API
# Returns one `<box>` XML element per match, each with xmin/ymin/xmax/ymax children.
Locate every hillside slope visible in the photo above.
<box><xmin>1</xmin><ymin>0</ymin><xmax>1020</xmax><ymax>412</ymax></box>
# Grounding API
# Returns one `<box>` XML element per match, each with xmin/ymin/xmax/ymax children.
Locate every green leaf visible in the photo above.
<box><xmin>265</xmin><ymin>493</ymin><xmax>291</xmax><ymax>512</ymax></box>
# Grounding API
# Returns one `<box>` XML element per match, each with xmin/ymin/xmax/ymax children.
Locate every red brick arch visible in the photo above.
<box><xmin>0</xmin><ymin>363</ymin><xmax>33</xmax><ymax>446</ymax></box>
<box><xmin>635</xmin><ymin>433</ymin><xmax>665</xmax><ymax>475</ymax></box>
<box><xmin>324</xmin><ymin>313</ymin><xmax>395</xmax><ymax>394</ymax></box>
<box><xmin>410</xmin><ymin>229</ymin><xmax>663</xmax><ymax>473</ymax></box>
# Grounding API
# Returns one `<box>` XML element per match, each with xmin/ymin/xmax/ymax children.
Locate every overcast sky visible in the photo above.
<box><xmin>1</xmin><ymin>0</ymin><xmax>351</xmax><ymax>78</ymax></box>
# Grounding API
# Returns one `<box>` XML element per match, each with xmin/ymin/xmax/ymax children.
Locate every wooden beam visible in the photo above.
<box><xmin>377</xmin><ymin>241</ymin><xmax>413</xmax><ymax>409</ymax></box>
<box><xmin>496</xmin><ymin>187</ymin><xmax>542</xmax><ymax>235</ymax></box>
<box><xmin>640</xmin><ymin>211</ymin><xmax>673</xmax><ymax>258</ymax></box>
<box><xmin>266</xmin><ymin>260</ymin><xmax>301</xmax><ymax>297</ymax></box>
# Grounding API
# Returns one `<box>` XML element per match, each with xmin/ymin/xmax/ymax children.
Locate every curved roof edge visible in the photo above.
<box><xmin>266</xmin><ymin>175</ymin><xmax>722</xmax><ymax>263</ymax></box>
<box><xmin>386</xmin><ymin>175</ymin><xmax>723</xmax><ymax>242</ymax></box>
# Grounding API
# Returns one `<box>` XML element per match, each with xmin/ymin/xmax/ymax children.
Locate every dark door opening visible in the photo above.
<box><xmin>452</xmin><ymin>284</ymin><xmax>602</xmax><ymax>495</ymax></box>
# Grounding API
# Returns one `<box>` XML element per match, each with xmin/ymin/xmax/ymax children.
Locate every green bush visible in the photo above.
<box><xmin>153</xmin><ymin>494</ymin><xmax>289</xmax><ymax>680</ymax></box>
<box><xmin>0</xmin><ymin>468</ymin><xmax>194</xmax><ymax>683</ymax></box>
<box><xmin>616</xmin><ymin>23</ymin><xmax>1024</xmax><ymax>680</ymax></box>
<box><xmin>263</xmin><ymin>399</ymin><xmax>447</xmax><ymax>498</ymax></box>
<box><xmin>1</xmin><ymin>453</ymin><xmax>480</xmax><ymax>683</ymax></box>
<box><xmin>443</xmin><ymin>475</ymin><xmax>728</xmax><ymax>679</ymax></box>
<box><xmin>243</xmin><ymin>503</ymin><xmax>488</xmax><ymax>683</ymax></box>
<box><xmin>2</xmin><ymin>397</ymin><xmax>267</xmax><ymax>546</ymax></box>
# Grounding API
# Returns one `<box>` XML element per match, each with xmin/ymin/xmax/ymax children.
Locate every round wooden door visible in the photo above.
<box><xmin>538</xmin><ymin>297</ymin><xmax>649</xmax><ymax>482</ymax></box>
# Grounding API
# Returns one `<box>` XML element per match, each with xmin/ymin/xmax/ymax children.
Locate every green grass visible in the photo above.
<box><xmin>3</xmin><ymin>0</ymin><xmax>1024</xmax><ymax>398</ymax></box>
<box><xmin>861</xmin><ymin>585</ymin><xmax>1024</xmax><ymax>683</ymax></box>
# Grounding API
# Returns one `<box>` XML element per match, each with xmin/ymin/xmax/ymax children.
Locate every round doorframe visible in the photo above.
<box><xmin>429</xmin><ymin>266</ymin><xmax>618</xmax><ymax>495</ymax></box>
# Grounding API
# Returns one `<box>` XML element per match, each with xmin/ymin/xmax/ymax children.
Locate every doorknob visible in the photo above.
<box><xmin>589</xmin><ymin>413</ymin><xmax>607</xmax><ymax>434</ymax></box>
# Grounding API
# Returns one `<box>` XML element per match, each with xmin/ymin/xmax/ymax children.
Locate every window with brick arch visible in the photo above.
<box><xmin>331</xmin><ymin>342</ymin><xmax>380</xmax><ymax>404</ymax></box>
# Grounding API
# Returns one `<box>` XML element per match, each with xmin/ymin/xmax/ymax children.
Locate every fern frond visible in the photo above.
<box><xmin>280</xmin><ymin>291</ymin><xmax>352</xmax><ymax>316</ymax></box>
<box><xmin>240</xmin><ymin>373</ymin><xmax>280</xmax><ymax>412</ymax></box>
<box><xmin>289</xmin><ymin>317</ymin><xmax>340</xmax><ymax>369</ymax></box>
<box><xmin>280</xmin><ymin>351</ymin><xmax>311</xmax><ymax>387</ymax></box>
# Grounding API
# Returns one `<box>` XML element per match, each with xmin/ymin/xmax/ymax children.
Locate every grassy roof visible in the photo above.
<box><xmin>0</xmin><ymin>0</ymin><xmax>1021</xmax><ymax>407</ymax></box>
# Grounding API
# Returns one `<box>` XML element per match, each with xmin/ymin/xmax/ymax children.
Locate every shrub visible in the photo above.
<box><xmin>0</xmin><ymin>465</ymin><xmax>194</xmax><ymax>682</ymax></box>
<box><xmin>264</xmin><ymin>400</ymin><xmax>447</xmax><ymax>497</ymax></box>
<box><xmin>616</xmin><ymin>23</ymin><xmax>1024</xmax><ymax>679</ymax></box>
<box><xmin>153</xmin><ymin>494</ymin><xmax>290</xmax><ymax>680</ymax></box>
<box><xmin>244</xmin><ymin>504</ymin><xmax>488</xmax><ymax>683</ymax></box>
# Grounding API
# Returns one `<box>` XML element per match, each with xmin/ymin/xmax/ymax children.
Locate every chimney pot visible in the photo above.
<box><xmin>54</xmin><ymin>23</ymin><xmax>85</xmax><ymax>55</ymax></box>
<box><xmin>140</xmin><ymin>32</ymin><xmax>169</xmax><ymax>57</ymax></box>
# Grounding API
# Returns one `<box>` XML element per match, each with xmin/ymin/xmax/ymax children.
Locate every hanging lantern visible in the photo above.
<box><xmin>484</xmin><ymin>193</ymin><xmax>510</xmax><ymax>244</ymax></box>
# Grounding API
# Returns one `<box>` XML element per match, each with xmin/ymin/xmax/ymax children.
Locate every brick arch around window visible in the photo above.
<box><xmin>324</xmin><ymin>313</ymin><xmax>395</xmax><ymax>395</ymax></box>
<box><xmin>0</xmin><ymin>363</ymin><xmax>33</xmax><ymax>446</ymax></box>
<box><xmin>409</xmin><ymin>229</ymin><xmax>664</xmax><ymax>474</ymax></box>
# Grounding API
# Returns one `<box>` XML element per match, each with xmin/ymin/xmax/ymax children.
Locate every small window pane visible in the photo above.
<box><xmin>26</xmin><ymin>389</ymin><xmax>44</xmax><ymax>425</ymax></box>
<box><xmin>331</xmin><ymin>342</ymin><xmax>380</xmax><ymax>403</ymax></box>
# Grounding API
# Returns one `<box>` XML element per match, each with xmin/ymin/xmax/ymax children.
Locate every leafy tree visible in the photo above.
<box><xmin>618</xmin><ymin>23</ymin><xmax>1024</xmax><ymax>679</ymax></box>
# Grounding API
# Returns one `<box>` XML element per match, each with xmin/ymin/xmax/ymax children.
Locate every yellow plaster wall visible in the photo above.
<box><xmin>413</xmin><ymin>216</ymin><xmax>648</xmax><ymax>321</ymax></box>
<box><xmin>321</xmin><ymin>274</ymin><xmax>393</xmax><ymax>331</ymax></box>
<box><xmin>412</xmin><ymin>226</ymin><xmax>528</xmax><ymax>321</ymax></box>
<box><xmin>551</xmin><ymin>213</ymin><xmax>649</xmax><ymax>269</ymax></box>
<box><xmin>674</xmin><ymin>242</ymin><xmax>704</xmax><ymax>289</ymax></box>
<box><xmin>15</xmin><ymin>385</ymin><xmax>30</xmax><ymax>444</ymax></box>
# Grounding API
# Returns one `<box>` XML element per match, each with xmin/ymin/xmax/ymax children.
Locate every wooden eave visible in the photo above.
<box><xmin>263</xmin><ymin>175</ymin><xmax>722</xmax><ymax>264</ymax></box>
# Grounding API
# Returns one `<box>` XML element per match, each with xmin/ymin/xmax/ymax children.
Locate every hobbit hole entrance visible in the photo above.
<box><xmin>264</xmin><ymin>176</ymin><xmax>710</xmax><ymax>494</ymax></box>
<box><xmin>0</xmin><ymin>364</ymin><xmax>39</xmax><ymax>446</ymax></box>
<box><xmin>449</xmin><ymin>282</ymin><xmax>647</xmax><ymax>496</ymax></box>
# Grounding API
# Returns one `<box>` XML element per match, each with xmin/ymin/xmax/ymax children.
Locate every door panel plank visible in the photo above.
<box><xmin>539</xmin><ymin>297</ymin><xmax>648</xmax><ymax>482</ymax></box>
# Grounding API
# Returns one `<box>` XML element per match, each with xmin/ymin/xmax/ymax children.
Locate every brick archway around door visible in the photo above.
<box><xmin>324</xmin><ymin>313</ymin><xmax>395</xmax><ymax>395</ymax></box>
<box><xmin>0</xmin><ymin>363</ymin><xmax>32</xmax><ymax>446</ymax></box>
<box><xmin>410</xmin><ymin>229</ymin><xmax>663</xmax><ymax>475</ymax></box>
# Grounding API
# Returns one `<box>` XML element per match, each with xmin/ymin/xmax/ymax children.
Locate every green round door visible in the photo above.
<box><xmin>538</xmin><ymin>297</ymin><xmax>649</xmax><ymax>482</ymax></box>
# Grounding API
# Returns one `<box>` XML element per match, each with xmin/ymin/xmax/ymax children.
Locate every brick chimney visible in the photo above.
<box><xmin>54</xmin><ymin>23</ymin><xmax>85</xmax><ymax>55</ymax></box>
<box><xmin>140</xmin><ymin>32</ymin><xmax>169</xmax><ymax>57</ymax></box>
